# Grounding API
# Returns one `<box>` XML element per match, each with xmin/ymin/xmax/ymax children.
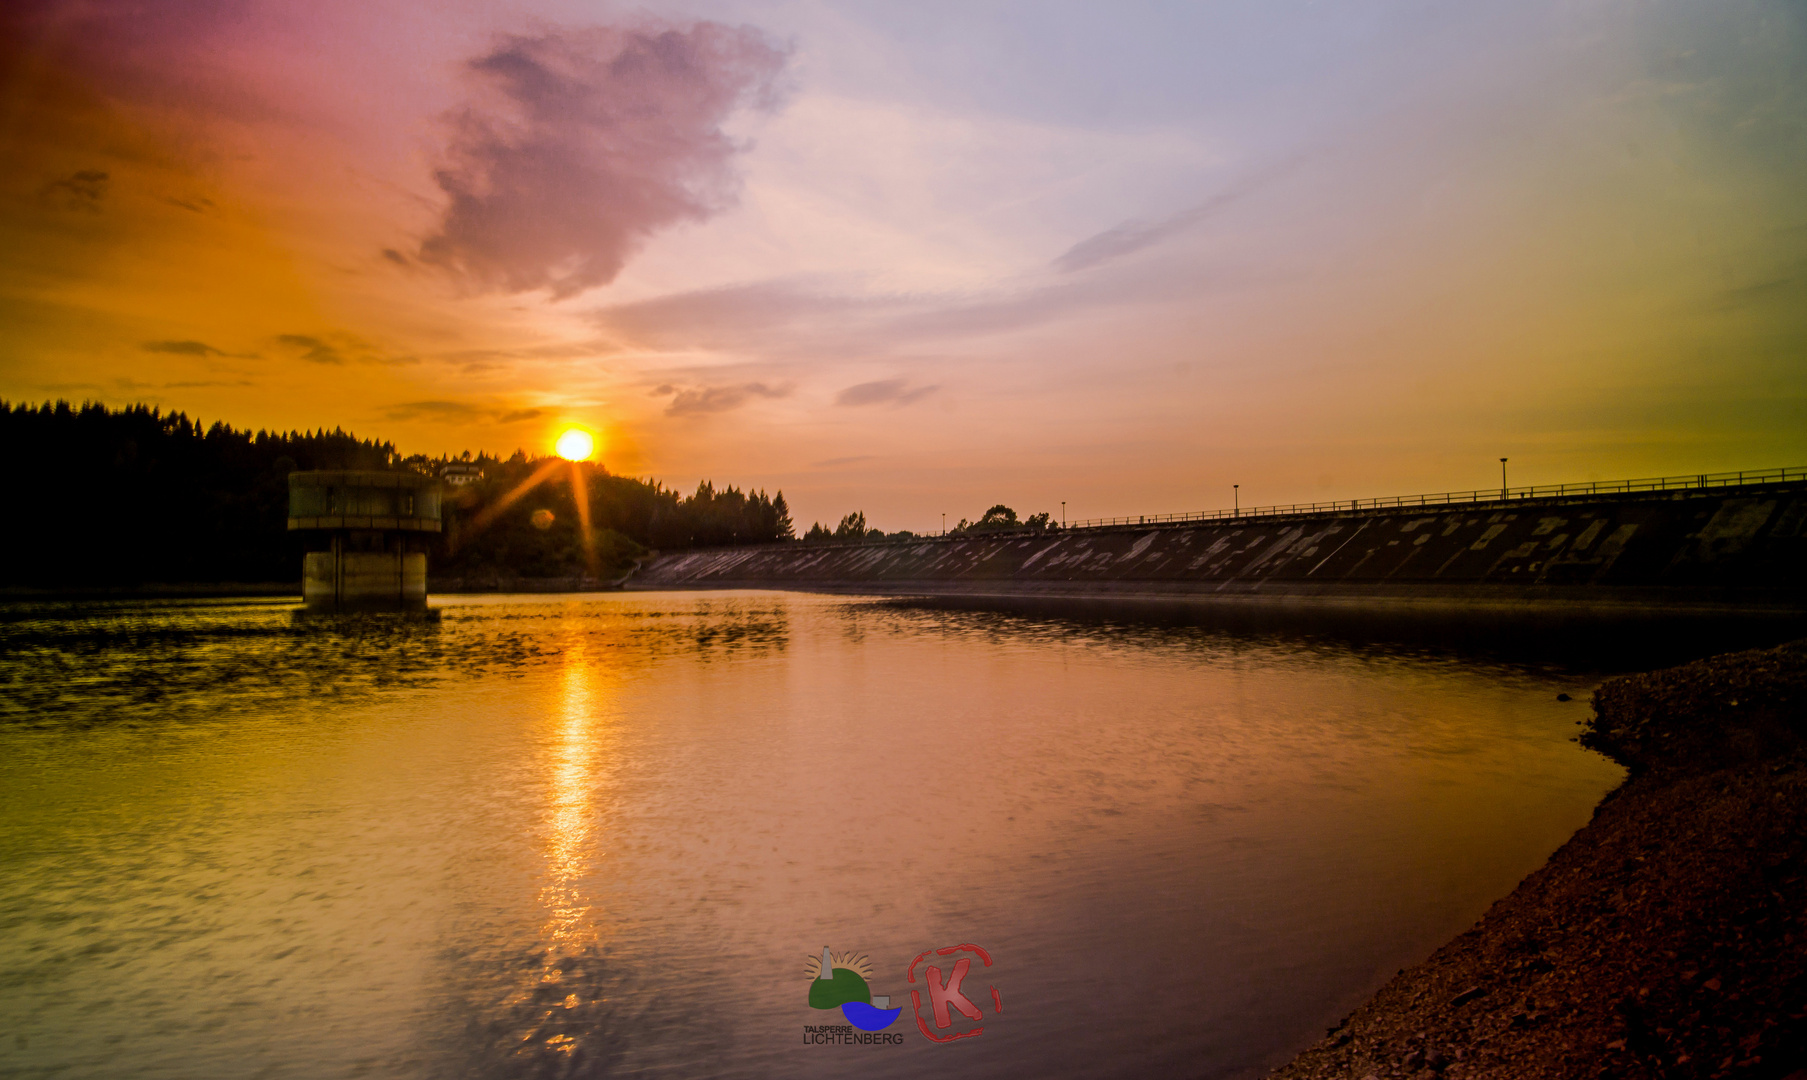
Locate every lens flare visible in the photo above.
<box><xmin>555</xmin><ymin>429</ymin><xmax>595</xmax><ymax>461</ymax></box>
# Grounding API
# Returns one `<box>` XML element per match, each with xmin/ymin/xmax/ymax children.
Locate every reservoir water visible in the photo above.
<box><xmin>0</xmin><ymin>591</ymin><xmax>1624</xmax><ymax>1079</ymax></box>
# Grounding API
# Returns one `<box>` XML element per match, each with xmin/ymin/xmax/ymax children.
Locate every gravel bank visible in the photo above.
<box><xmin>1265</xmin><ymin>639</ymin><xmax>1807</xmax><ymax>1080</ymax></box>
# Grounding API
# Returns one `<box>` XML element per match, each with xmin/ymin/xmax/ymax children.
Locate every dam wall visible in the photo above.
<box><xmin>631</xmin><ymin>481</ymin><xmax>1807</xmax><ymax>626</ymax></box>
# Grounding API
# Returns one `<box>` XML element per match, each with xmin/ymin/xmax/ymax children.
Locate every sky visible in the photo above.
<box><xmin>1</xmin><ymin>0</ymin><xmax>1803</xmax><ymax>533</ymax></box>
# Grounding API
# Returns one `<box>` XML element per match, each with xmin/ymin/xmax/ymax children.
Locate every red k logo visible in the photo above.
<box><xmin>907</xmin><ymin>944</ymin><xmax>1001</xmax><ymax>1043</ymax></box>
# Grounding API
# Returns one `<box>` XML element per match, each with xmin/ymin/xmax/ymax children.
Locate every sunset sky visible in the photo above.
<box><xmin>2</xmin><ymin>0</ymin><xmax>1803</xmax><ymax>532</ymax></box>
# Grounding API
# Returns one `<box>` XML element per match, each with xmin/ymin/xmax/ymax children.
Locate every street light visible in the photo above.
<box><xmin>1500</xmin><ymin>457</ymin><xmax>1509</xmax><ymax>499</ymax></box>
<box><xmin>1061</xmin><ymin>501</ymin><xmax>1066</xmax><ymax>528</ymax></box>
<box><xmin>1233</xmin><ymin>484</ymin><xmax>1239</xmax><ymax>515</ymax></box>
<box><xmin>941</xmin><ymin>512</ymin><xmax>946</xmax><ymax>537</ymax></box>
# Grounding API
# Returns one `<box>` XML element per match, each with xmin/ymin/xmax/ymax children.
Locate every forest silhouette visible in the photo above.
<box><xmin>0</xmin><ymin>400</ymin><xmax>793</xmax><ymax>587</ymax></box>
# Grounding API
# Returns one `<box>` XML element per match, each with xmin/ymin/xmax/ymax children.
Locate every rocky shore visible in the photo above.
<box><xmin>1266</xmin><ymin>639</ymin><xmax>1807</xmax><ymax>1080</ymax></box>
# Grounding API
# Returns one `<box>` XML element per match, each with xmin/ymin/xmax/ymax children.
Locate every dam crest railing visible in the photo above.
<box><xmin>1061</xmin><ymin>466</ymin><xmax>1807</xmax><ymax>531</ymax></box>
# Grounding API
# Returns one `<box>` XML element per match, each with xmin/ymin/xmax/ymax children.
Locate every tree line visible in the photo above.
<box><xmin>800</xmin><ymin>504</ymin><xmax>1058</xmax><ymax>542</ymax></box>
<box><xmin>0</xmin><ymin>400</ymin><xmax>794</xmax><ymax>587</ymax></box>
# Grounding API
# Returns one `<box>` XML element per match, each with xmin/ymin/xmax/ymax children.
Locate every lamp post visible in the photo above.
<box><xmin>1500</xmin><ymin>458</ymin><xmax>1509</xmax><ymax>499</ymax></box>
<box><xmin>941</xmin><ymin>512</ymin><xmax>946</xmax><ymax>537</ymax></box>
<box><xmin>1061</xmin><ymin>501</ymin><xmax>1066</xmax><ymax>528</ymax></box>
<box><xmin>1233</xmin><ymin>484</ymin><xmax>1239</xmax><ymax>515</ymax></box>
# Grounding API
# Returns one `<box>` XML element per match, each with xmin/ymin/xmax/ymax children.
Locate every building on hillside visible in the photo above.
<box><xmin>439</xmin><ymin>463</ymin><xmax>484</xmax><ymax>487</ymax></box>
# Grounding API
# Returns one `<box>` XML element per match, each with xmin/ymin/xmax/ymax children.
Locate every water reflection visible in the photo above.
<box><xmin>529</xmin><ymin>637</ymin><xmax>611</xmax><ymax>1060</ymax></box>
<box><xmin>0</xmin><ymin>595</ymin><xmax>794</xmax><ymax>732</ymax></box>
<box><xmin>543</xmin><ymin>639</ymin><xmax>607</xmax><ymax>956</ymax></box>
<box><xmin>1</xmin><ymin>592</ymin><xmax>1634</xmax><ymax>1080</ymax></box>
<box><xmin>888</xmin><ymin>592</ymin><xmax>1807</xmax><ymax>671</ymax></box>
<box><xmin>449</xmin><ymin>625</ymin><xmax>637</xmax><ymax>1080</ymax></box>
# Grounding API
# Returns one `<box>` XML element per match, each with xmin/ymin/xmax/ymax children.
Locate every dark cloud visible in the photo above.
<box><xmin>165</xmin><ymin>196</ymin><xmax>213</xmax><ymax>214</ymax></box>
<box><xmin>276</xmin><ymin>334</ymin><xmax>346</xmax><ymax>365</ymax></box>
<box><xmin>593</xmin><ymin>275</ymin><xmax>1160</xmax><ymax>360</ymax></box>
<box><xmin>598</xmin><ymin>279</ymin><xmax>1017</xmax><ymax>356</ymax></box>
<box><xmin>1052</xmin><ymin>162</ymin><xmax>1299</xmax><ymax>273</ymax></box>
<box><xmin>419</xmin><ymin>23</ymin><xmax>788</xmax><ymax>299</ymax></box>
<box><xmin>385</xmin><ymin>400</ymin><xmax>481</xmax><ymax>421</ymax></box>
<box><xmin>1054</xmin><ymin>215</ymin><xmax>1194</xmax><ymax>274</ymax></box>
<box><xmin>1713</xmin><ymin>252</ymin><xmax>1807</xmax><ymax>311</ymax></box>
<box><xmin>598</xmin><ymin>281</ymin><xmax>845</xmax><ymax>347</ymax></box>
<box><xmin>1721</xmin><ymin>277</ymin><xmax>1796</xmax><ymax>305</ymax></box>
<box><xmin>665</xmin><ymin>381</ymin><xmax>789</xmax><ymax>415</ymax></box>
<box><xmin>441</xmin><ymin>349</ymin><xmax>508</xmax><ymax>365</ymax></box>
<box><xmin>276</xmin><ymin>333</ymin><xmax>416</xmax><ymax>366</ymax></box>
<box><xmin>651</xmin><ymin>383</ymin><xmax>676</xmax><ymax>395</ymax></box>
<box><xmin>835</xmin><ymin>378</ymin><xmax>938</xmax><ymax>407</ymax></box>
<box><xmin>116</xmin><ymin>376</ymin><xmax>253</xmax><ymax>391</ymax></box>
<box><xmin>381</xmin><ymin>248</ymin><xmax>410</xmax><ymax>266</ymax></box>
<box><xmin>41</xmin><ymin>169</ymin><xmax>108</xmax><ymax>212</ymax></box>
<box><xmin>384</xmin><ymin>400</ymin><xmax>548</xmax><ymax>425</ymax></box>
<box><xmin>142</xmin><ymin>339</ymin><xmax>224</xmax><ymax>356</ymax></box>
<box><xmin>434</xmin><ymin>339</ymin><xmax>617</xmax><ymax>367</ymax></box>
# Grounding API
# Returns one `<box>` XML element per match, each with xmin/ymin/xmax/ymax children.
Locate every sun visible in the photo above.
<box><xmin>555</xmin><ymin>428</ymin><xmax>595</xmax><ymax>462</ymax></box>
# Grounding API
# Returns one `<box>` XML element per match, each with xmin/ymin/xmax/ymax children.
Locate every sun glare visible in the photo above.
<box><xmin>555</xmin><ymin>428</ymin><xmax>595</xmax><ymax>462</ymax></box>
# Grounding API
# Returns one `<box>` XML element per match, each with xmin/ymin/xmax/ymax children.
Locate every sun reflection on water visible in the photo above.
<box><xmin>543</xmin><ymin>642</ymin><xmax>606</xmax><ymax>945</ymax></box>
<box><xmin>514</xmin><ymin>634</ymin><xmax>620</xmax><ymax>1056</ymax></box>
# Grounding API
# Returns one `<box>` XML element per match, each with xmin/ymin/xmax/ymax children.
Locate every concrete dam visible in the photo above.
<box><xmin>630</xmin><ymin>474</ymin><xmax>1807</xmax><ymax>633</ymax></box>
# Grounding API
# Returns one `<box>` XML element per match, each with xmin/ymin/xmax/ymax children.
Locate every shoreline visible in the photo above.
<box><xmin>0</xmin><ymin>577</ymin><xmax>637</xmax><ymax>602</ymax></box>
<box><xmin>1261</xmin><ymin>639</ymin><xmax>1807</xmax><ymax>1079</ymax></box>
<box><xmin>0</xmin><ymin>582</ymin><xmax>301</xmax><ymax>601</ymax></box>
<box><xmin>628</xmin><ymin>579</ymin><xmax>1807</xmax><ymax>638</ymax></box>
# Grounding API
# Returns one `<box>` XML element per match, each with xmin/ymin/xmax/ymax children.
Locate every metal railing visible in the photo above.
<box><xmin>1062</xmin><ymin>465</ymin><xmax>1807</xmax><ymax>531</ymax></box>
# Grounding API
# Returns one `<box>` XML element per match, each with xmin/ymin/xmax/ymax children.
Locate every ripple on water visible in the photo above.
<box><xmin>0</xmin><ymin>591</ymin><xmax>1622</xmax><ymax>1080</ymax></box>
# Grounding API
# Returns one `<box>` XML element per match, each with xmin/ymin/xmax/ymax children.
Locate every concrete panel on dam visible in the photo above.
<box><xmin>630</xmin><ymin>484</ymin><xmax>1807</xmax><ymax>617</ymax></box>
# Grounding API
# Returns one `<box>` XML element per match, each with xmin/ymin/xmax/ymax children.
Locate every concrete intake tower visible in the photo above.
<box><xmin>287</xmin><ymin>471</ymin><xmax>441</xmax><ymax>612</ymax></box>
